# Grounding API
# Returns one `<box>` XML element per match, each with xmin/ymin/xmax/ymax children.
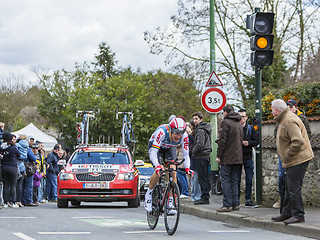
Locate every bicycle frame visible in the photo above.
<box><xmin>158</xmin><ymin>168</ymin><xmax>175</xmax><ymax>212</ymax></box>
<box><xmin>76</xmin><ymin>110</ymin><xmax>95</xmax><ymax>145</ymax></box>
<box><xmin>116</xmin><ymin>111</ymin><xmax>135</xmax><ymax>153</ymax></box>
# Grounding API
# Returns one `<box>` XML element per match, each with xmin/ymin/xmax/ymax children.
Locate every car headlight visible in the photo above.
<box><xmin>59</xmin><ymin>172</ymin><xmax>74</xmax><ymax>181</ymax></box>
<box><xmin>118</xmin><ymin>172</ymin><xmax>134</xmax><ymax>181</ymax></box>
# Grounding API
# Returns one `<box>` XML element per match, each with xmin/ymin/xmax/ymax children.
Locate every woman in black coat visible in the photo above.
<box><xmin>0</xmin><ymin>132</ymin><xmax>20</xmax><ymax>208</ymax></box>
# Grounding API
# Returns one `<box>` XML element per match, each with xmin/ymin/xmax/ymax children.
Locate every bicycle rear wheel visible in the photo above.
<box><xmin>164</xmin><ymin>182</ymin><xmax>180</xmax><ymax>235</ymax></box>
<box><xmin>147</xmin><ymin>185</ymin><xmax>161</xmax><ymax>230</ymax></box>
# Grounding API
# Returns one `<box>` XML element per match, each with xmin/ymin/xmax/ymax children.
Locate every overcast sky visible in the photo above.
<box><xmin>0</xmin><ymin>0</ymin><xmax>178</xmax><ymax>84</ymax></box>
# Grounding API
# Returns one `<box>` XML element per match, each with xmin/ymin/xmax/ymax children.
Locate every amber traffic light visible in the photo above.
<box><xmin>248</xmin><ymin>12</ymin><xmax>275</xmax><ymax>68</ymax></box>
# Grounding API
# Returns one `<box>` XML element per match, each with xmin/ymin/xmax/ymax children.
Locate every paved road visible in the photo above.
<box><xmin>0</xmin><ymin>202</ymin><xmax>315</xmax><ymax>240</ymax></box>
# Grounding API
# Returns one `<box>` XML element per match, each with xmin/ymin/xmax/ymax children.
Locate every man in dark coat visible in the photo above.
<box><xmin>237</xmin><ymin>109</ymin><xmax>259</xmax><ymax>208</ymax></box>
<box><xmin>192</xmin><ymin>112</ymin><xmax>212</xmax><ymax>205</ymax></box>
<box><xmin>216</xmin><ymin>105</ymin><xmax>243</xmax><ymax>212</ymax></box>
<box><xmin>46</xmin><ymin>144</ymin><xmax>61</xmax><ymax>201</ymax></box>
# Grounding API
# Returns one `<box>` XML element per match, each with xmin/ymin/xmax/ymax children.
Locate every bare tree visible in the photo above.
<box><xmin>144</xmin><ymin>0</ymin><xmax>320</xmax><ymax>104</ymax></box>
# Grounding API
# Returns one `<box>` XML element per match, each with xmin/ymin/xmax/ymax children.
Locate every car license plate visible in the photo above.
<box><xmin>83</xmin><ymin>183</ymin><xmax>109</xmax><ymax>189</ymax></box>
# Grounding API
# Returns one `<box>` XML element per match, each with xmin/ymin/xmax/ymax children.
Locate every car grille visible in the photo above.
<box><xmin>59</xmin><ymin>189</ymin><xmax>133</xmax><ymax>195</ymax></box>
<box><xmin>75</xmin><ymin>173</ymin><xmax>116</xmax><ymax>182</ymax></box>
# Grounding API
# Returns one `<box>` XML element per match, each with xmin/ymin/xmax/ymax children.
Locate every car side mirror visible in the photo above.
<box><xmin>57</xmin><ymin>159</ymin><xmax>67</xmax><ymax>168</ymax></box>
<box><xmin>134</xmin><ymin>160</ymin><xmax>145</xmax><ymax>167</ymax></box>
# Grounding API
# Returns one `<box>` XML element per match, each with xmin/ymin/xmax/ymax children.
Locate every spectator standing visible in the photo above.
<box><xmin>273</xmin><ymin>99</ymin><xmax>312</xmax><ymax>209</ymax></box>
<box><xmin>0</xmin><ymin>133</ymin><xmax>20</xmax><ymax>208</ymax></box>
<box><xmin>216</xmin><ymin>105</ymin><xmax>243</xmax><ymax>212</ymax></box>
<box><xmin>0</xmin><ymin>122</ymin><xmax>4</xmax><ymax>145</ymax></box>
<box><xmin>188</xmin><ymin>120</ymin><xmax>201</xmax><ymax>202</ymax></box>
<box><xmin>46</xmin><ymin>144</ymin><xmax>61</xmax><ymax>202</ymax></box>
<box><xmin>192</xmin><ymin>112</ymin><xmax>212</xmax><ymax>205</ymax></box>
<box><xmin>237</xmin><ymin>109</ymin><xmax>259</xmax><ymax>208</ymax></box>
<box><xmin>270</xmin><ymin>99</ymin><xmax>313</xmax><ymax>224</ymax></box>
<box><xmin>36</xmin><ymin>142</ymin><xmax>47</xmax><ymax>203</ymax></box>
<box><xmin>0</xmin><ymin>122</ymin><xmax>5</xmax><ymax>207</ymax></box>
<box><xmin>175</xmin><ymin>143</ymin><xmax>190</xmax><ymax>198</ymax></box>
<box><xmin>15</xmin><ymin>134</ymin><xmax>29</xmax><ymax>207</ymax></box>
<box><xmin>21</xmin><ymin>143</ymin><xmax>38</xmax><ymax>207</ymax></box>
<box><xmin>33</xmin><ymin>163</ymin><xmax>44</xmax><ymax>204</ymax></box>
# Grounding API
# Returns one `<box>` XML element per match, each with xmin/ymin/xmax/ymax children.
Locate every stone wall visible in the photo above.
<box><xmin>261</xmin><ymin>148</ymin><xmax>320</xmax><ymax>207</ymax></box>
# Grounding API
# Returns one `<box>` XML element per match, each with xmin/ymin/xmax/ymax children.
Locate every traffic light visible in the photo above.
<box><xmin>248</xmin><ymin>12</ymin><xmax>275</xmax><ymax>68</ymax></box>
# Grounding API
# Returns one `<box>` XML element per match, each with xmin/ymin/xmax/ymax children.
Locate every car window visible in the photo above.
<box><xmin>137</xmin><ymin>167</ymin><xmax>154</xmax><ymax>175</ymax></box>
<box><xmin>70</xmin><ymin>151</ymin><xmax>129</xmax><ymax>165</ymax></box>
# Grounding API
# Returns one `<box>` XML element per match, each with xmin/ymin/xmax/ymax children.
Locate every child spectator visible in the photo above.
<box><xmin>33</xmin><ymin>163</ymin><xmax>44</xmax><ymax>204</ymax></box>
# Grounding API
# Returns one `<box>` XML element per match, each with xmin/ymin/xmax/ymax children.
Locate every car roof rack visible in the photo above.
<box><xmin>75</xmin><ymin>144</ymin><xmax>129</xmax><ymax>149</ymax></box>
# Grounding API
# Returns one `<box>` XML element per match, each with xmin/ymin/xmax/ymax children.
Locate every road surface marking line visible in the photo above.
<box><xmin>72</xmin><ymin>216</ymin><xmax>114</xmax><ymax>219</ymax></box>
<box><xmin>0</xmin><ymin>217</ymin><xmax>36</xmax><ymax>219</ymax></box>
<box><xmin>208</xmin><ymin>230</ymin><xmax>250</xmax><ymax>233</ymax></box>
<box><xmin>124</xmin><ymin>230</ymin><xmax>167</xmax><ymax>234</ymax></box>
<box><xmin>38</xmin><ymin>232</ymin><xmax>91</xmax><ymax>235</ymax></box>
<box><xmin>13</xmin><ymin>233</ymin><xmax>35</xmax><ymax>240</ymax></box>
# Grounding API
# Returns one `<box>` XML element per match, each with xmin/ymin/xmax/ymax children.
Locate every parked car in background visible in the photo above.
<box><xmin>135</xmin><ymin>160</ymin><xmax>154</xmax><ymax>201</ymax></box>
<box><xmin>57</xmin><ymin>144</ymin><xmax>143</xmax><ymax>208</ymax></box>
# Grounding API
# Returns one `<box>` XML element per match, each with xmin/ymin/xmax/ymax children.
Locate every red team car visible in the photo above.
<box><xmin>57</xmin><ymin>145</ymin><xmax>141</xmax><ymax>208</ymax></box>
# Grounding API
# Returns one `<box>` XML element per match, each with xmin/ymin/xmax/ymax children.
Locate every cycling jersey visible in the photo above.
<box><xmin>148</xmin><ymin>124</ymin><xmax>190</xmax><ymax>169</ymax></box>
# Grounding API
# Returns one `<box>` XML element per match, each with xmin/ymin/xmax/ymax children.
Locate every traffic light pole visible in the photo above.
<box><xmin>255</xmin><ymin>67</ymin><xmax>262</xmax><ymax>205</ymax></box>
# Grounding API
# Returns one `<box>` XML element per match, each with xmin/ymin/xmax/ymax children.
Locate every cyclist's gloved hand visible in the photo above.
<box><xmin>155</xmin><ymin>165</ymin><xmax>164</xmax><ymax>176</ymax></box>
<box><xmin>186</xmin><ymin>168</ymin><xmax>194</xmax><ymax>177</ymax></box>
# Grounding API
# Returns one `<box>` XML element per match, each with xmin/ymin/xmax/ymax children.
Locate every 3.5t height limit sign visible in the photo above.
<box><xmin>201</xmin><ymin>88</ymin><xmax>227</xmax><ymax>113</ymax></box>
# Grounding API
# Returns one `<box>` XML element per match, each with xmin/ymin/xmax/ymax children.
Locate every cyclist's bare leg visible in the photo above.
<box><xmin>148</xmin><ymin>172</ymin><xmax>160</xmax><ymax>190</ymax></box>
<box><xmin>169</xmin><ymin>164</ymin><xmax>177</xmax><ymax>197</ymax></box>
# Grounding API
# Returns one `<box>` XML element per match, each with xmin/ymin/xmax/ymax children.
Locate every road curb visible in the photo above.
<box><xmin>181</xmin><ymin>203</ymin><xmax>320</xmax><ymax>239</ymax></box>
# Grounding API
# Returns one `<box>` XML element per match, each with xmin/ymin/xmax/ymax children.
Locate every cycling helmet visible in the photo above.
<box><xmin>169</xmin><ymin>117</ymin><xmax>186</xmax><ymax>135</ymax></box>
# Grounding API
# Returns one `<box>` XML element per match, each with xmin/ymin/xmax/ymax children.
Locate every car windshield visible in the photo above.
<box><xmin>137</xmin><ymin>167</ymin><xmax>154</xmax><ymax>175</ymax></box>
<box><xmin>70</xmin><ymin>151</ymin><xmax>129</xmax><ymax>165</ymax></box>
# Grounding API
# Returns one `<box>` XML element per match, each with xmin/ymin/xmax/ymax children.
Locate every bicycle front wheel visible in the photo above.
<box><xmin>164</xmin><ymin>182</ymin><xmax>180</xmax><ymax>235</ymax></box>
<box><xmin>147</xmin><ymin>185</ymin><xmax>161</xmax><ymax>230</ymax></box>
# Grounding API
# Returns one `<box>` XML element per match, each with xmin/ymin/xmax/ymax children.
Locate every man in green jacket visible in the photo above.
<box><xmin>271</xmin><ymin>99</ymin><xmax>314</xmax><ymax>225</ymax></box>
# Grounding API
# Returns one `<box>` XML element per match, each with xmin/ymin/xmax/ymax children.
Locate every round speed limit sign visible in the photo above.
<box><xmin>201</xmin><ymin>88</ymin><xmax>227</xmax><ymax>113</ymax></box>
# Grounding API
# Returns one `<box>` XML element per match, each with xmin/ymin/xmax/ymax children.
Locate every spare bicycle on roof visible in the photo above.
<box><xmin>116</xmin><ymin>111</ymin><xmax>136</xmax><ymax>155</ymax></box>
<box><xmin>76</xmin><ymin>110</ymin><xmax>95</xmax><ymax>145</ymax></box>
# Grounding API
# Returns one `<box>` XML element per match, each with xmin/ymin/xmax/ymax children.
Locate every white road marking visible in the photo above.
<box><xmin>38</xmin><ymin>232</ymin><xmax>91</xmax><ymax>235</ymax></box>
<box><xmin>0</xmin><ymin>217</ymin><xmax>36</xmax><ymax>219</ymax></box>
<box><xmin>208</xmin><ymin>230</ymin><xmax>250</xmax><ymax>233</ymax></box>
<box><xmin>72</xmin><ymin>216</ymin><xmax>114</xmax><ymax>219</ymax></box>
<box><xmin>124</xmin><ymin>230</ymin><xmax>167</xmax><ymax>234</ymax></box>
<box><xmin>13</xmin><ymin>233</ymin><xmax>35</xmax><ymax>240</ymax></box>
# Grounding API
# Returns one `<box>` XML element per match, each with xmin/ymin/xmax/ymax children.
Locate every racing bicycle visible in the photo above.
<box><xmin>76</xmin><ymin>110</ymin><xmax>95</xmax><ymax>145</ymax></box>
<box><xmin>116</xmin><ymin>111</ymin><xmax>136</xmax><ymax>154</ymax></box>
<box><xmin>147</xmin><ymin>158</ymin><xmax>184</xmax><ymax>235</ymax></box>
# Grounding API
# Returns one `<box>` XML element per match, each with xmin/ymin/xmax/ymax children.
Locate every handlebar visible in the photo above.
<box><xmin>116</xmin><ymin>111</ymin><xmax>134</xmax><ymax>120</ymax></box>
<box><xmin>164</xmin><ymin>158</ymin><xmax>185</xmax><ymax>166</ymax></box>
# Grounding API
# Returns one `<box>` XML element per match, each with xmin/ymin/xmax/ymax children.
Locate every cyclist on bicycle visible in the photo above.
<box><xmin>145</xmin><ymin>117</ymin><xmax>193</xmax><ymax>214</ymax></box>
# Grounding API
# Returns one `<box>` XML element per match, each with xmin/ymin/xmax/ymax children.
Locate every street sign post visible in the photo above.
<box><xmin>201</xmin><ymin>88</ymin><xmax>226</xmax><ymax>113</ymax></box>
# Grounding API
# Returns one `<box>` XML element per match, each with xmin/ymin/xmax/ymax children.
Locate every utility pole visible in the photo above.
<box><xmin>209</xmin><ymin>0</ymin><xmax>219</xmax><ymax>180</ymax></box>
